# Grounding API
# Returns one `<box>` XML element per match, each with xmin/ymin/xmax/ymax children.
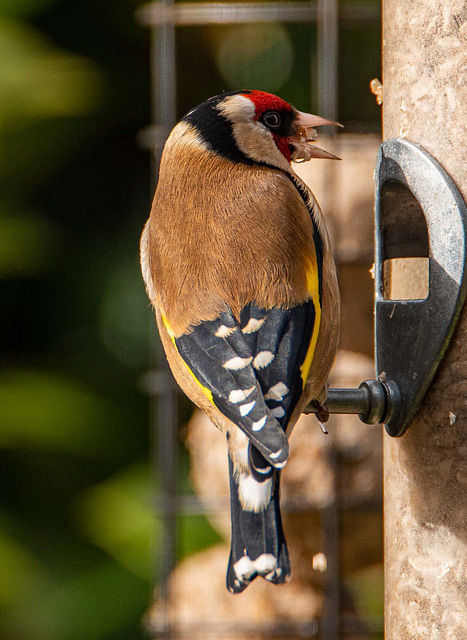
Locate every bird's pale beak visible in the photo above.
<box><xmin>289</xmin><ymin>110</ymin><xmax>343</xmax><ymax>161</ymax></box>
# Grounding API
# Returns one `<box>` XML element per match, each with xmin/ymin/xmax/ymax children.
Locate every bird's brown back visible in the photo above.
<box><xmin>146</xmin><ymin>124</ymin><xmax>318</xmax><ymax>335</ymax></box>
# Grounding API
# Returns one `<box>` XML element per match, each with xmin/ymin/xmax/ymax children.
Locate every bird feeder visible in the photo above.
<box><xmin>306</xmin><ymin>137</ymin><xmax>467</xmax><ymax>437</ymax></box>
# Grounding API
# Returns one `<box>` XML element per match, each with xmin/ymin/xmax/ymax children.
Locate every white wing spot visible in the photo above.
<box><xmin>254</xmin><ymin>464</ymin><xmax>272</xmax><ymax>475</ymax></box>
<box><xmin>271</xmin><ymin>406</ymin><xmax>285</xmax><ymax>418</ymax></box>
<box><xmin>228</xmin><ymin>386</ymin><xmax>255</xmax><ymax>403</ymax></box>
<box><xmin>253</xmin><ymin>553</ymin><xmax>277</xmax><ymax>574</ymax></box>
<box><xmin>239</xmin><ymin>400</ymin><xmax>256</xmax><ymax>416</ymax></box>
<box><xmin>233</xmin><ymin>552</ymin><xmax>279</xmax><ymax>581</ymax></box>
<box><xmin>233</xmin><ymin>555</ymin><xmax>255</xmax><ymax>581</ymax></box>
<box><xmin>264</xmin><ymin>382</ymin><xmax>289</xmax><ymax>401</ymax></box>
<box><xmin>269</xmin><ymin>448</ymin><xmax>283</xmax><ymax>460</ymax></box>
<box><xmin>242</xmin><ymin>317</ymin><xmax>265</xmax><ymax>334</ymax></box>
<box><xmin>215</xmin><ymin>324</ymin><xmax>236</xmax><ymax>338</ymax></box>
<box><xmin>274</xmin><ymin>458</ymin><xmax>287</xmax><ymax>469</ymax></box>
<box><xmin>223</xmin><ymin>356</ymin><xmax>253</xmax><ymax>370</ymax></box>
<box><xmin>238</xmin><ymin>474</ymin><xmax>272</xmax><ymax>511</ymax></box>
<box><xmin>266</xmin><ymin>566</ymin><xmax>282</xmax><ymax>579</ymax></box>
<box><xmin>251</xmin><ymin>416</ymin><xmax>267</xmax><ymax>431</ymax></box>
<box><xmin>253</xmin><ymin>351</ymin><xmax>274</xmax><ymax>370</ymax></box>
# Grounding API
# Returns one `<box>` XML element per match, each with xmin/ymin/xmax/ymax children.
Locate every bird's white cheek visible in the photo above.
<box><xmin>238</xmin><ymin>474</ymin><xmax>272</xmax><ymax>512</ymax></box>
<box><xmin>231</xmin><ymin>122</ymin><xmax>290</xmax><ymax>172</ymax></box>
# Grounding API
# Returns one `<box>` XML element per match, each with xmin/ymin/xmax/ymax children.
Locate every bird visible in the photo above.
<box><xmin>140</xmin><ymin>90</ymin><xmax>340</xmax><ymax>593</ymax></box>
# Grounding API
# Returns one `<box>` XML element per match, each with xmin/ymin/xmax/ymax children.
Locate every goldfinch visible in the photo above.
<box><xmin>140</xmin><ymin>90</ymin><xmax>340</xmax><ymax>593</ymax></box>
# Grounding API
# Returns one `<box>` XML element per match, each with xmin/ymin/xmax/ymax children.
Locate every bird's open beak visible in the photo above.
<box><xmin>289</xmin><ymin>110</ymin><xmax>343</xmax><ymax>162</ymax></box>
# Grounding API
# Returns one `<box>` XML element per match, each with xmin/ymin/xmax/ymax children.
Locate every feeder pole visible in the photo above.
<box><xmin>383</xmin><ymin>2</ymin><xmax>467</xmax><ymax>638</ymax></box>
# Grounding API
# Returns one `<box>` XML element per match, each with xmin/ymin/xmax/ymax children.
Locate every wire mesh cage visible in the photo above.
<box><xmin>137</xmin><ymin>2</ymin><xmax>383</xmax><ymax>638</ymax></box>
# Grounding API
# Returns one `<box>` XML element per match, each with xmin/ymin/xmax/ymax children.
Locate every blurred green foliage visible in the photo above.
<box><xmin>0</xmin><ymin>1</ymin><xmax>153</xmax><ymax>638</ymax></box>
<box><xmin>347</xmin><ymin>564</ymin><xmax>384</xmax><ymax>638</ymax></box>
<box><xmin>0</xmin><ymin>1</ymin><xmax>381</xmax><ymax>638</ymax></box>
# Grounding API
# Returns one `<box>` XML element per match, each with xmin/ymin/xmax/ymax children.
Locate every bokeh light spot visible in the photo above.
<box><xmin>216</xmin><ymin>23</ymin><xmax>293</xmax><ymax>93</ymax></box>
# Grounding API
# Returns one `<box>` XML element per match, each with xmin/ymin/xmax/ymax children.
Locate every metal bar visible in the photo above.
<box><xmin>304</xmin><ymin>381</ymin><xmax>402</xmax><ymax>426</ymax></box>
<box><xmin>150</xmin><ymin>619</ymin><xmax>320</xmax><ymax>638</ymax></box>
<box><xmin>139</xmin><ymin>2</ymin><xmax>317</xmax><ymax>25</ymax></box>
<box><xmin>137</xmin><ymin>2</ymin><xmax>380</xmax><ymax>27</ymax></box>
<box><xmin>153</xmin><ymin>494</ymin><xmax>382</xmax><ymax>516</ymax></box>
<box><xmin>316</xmin><ymin>4</ymin><xmax>340</xmax><ymax>638</ymax></box>
<box><xmin>152</xmin><ymin>13</ymin><xmax>177</xmax><ymax>170</ymax></box>
<box><xmin>310</xmin><ymin>387</ymin><xmax>372</xmax><ymax>415</ymax></box>
<box><xmin>320</xmin><ymin>431</ymin><xmax>340</xmax><ymax>640</ymax></box>
<box><xmin>149</xmin><ymin>617</ymin><xmax>383</xmax><ymax>638</ymax></box>
<box><xmin>153</xmin><ymin>373</ymin><xmax>178</xmax><ymax>639</ymax></box>
<box><xmin>317</xmin><ymin>0</ymin><xmax>338</xmax><ymax>122</ymax></box>
<box><xmin>150</xmin><ymin>4</ymin><xmax>178</xmax><ymax>638</ymax></box>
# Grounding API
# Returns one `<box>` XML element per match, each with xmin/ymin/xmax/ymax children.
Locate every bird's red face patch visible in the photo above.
<box><xmin>271</xmin><ymin>133</ymin><xmax>292</xmax><ymax>163</ymax></box>
<box><xmin>242</xmin><ymin>90</ymin><xmax>295</xmax><ymax>163</ymax></box>
<box><xmin>242</xmin><ymin>90</ymin><xmax>293</xmax><ymax>118</ymax></box>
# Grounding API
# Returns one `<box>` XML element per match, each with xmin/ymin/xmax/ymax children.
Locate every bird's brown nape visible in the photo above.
<box><xmin>182</xmin><ymin>92</ymin><xmax>255</xmax><ymax>165</ymax></box>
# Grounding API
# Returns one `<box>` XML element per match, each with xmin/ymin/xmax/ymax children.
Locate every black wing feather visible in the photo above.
<box><xmin>174</xmin><ymin>302</ymin><xmax>315</xmax><ymax>468</ymax></box>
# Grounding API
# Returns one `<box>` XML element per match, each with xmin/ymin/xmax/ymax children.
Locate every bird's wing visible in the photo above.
<box><xmin>163</xmin><ymin>300</ymin><xmax>318</xmax><ymax>468</ymax></box>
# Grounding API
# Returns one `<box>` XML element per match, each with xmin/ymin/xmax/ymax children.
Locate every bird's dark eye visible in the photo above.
<box><xmin>262</xmin><ymin>111</ymin><xmax>281</xmax><ymax>129</ymax></box>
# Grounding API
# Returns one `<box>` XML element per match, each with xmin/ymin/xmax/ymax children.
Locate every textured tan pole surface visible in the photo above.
<box><xmin>383</xmin><ymin>2</ymin><xmax>467</xmax><ymax>638</ymax></box>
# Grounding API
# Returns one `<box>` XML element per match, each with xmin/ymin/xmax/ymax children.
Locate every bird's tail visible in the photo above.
<box><xmin>226</xmin><ymin>457</ymin><xmax>290</xmax><ymax>594</ymax></box>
